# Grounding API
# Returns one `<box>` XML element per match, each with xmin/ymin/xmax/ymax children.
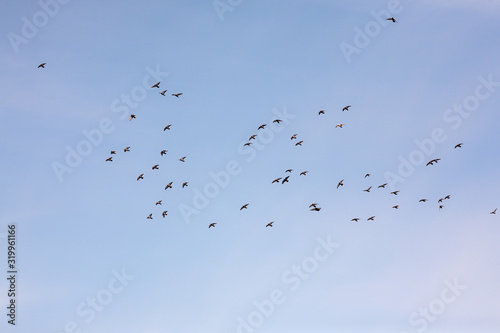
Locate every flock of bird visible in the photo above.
<box><xmin>38</xmin><ymin>15</ymin><xmax>497</xmax><ymax>227</ymax></box>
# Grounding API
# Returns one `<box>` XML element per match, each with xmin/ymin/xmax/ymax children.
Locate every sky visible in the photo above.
<box><xmin>1</xmin><ymin>0</ymin><xmax>499</xmax><ymax>332</ymax></box>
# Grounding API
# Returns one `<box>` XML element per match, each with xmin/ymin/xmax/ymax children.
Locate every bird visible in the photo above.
<box><xmin>337</xmin><ymin>179</ymin><xmax>344</xmax><ymax>188</ymax></box>
<box><xmin>151</xmin><ymin>82</ymin><xmax>160</xmax><ymax>88</ymax></box>
<box><xmin>367</xmin><ymin>216</ymin><xmax>375</xmax><ymax>221</ymax></box>
<box><xmin>351</xmin><ymin>218</ymin><xmax>360</xmax><ymax>222</ymax></box>
<box><xmin>419</xmin><ymin>199</ymin><xmax>428</xmax><ymax>202</ymax></box>
<box><xmin>155</xmin><ymin>200</ymin><xmax>162</xmax><ymax>206</ymax></box>
<box><xmin>165</xmin><ymin>182</ymin><xmax>173</xmax><ymax>190</ymax></box>
<box><xmin>444</xmin><ymin>195</ymin><xmax>451</xmax><ymax>200</ymax></box>
<box><xmin>272</xmin><ymin>178</ymin><xmax>282</xmax><ymax>184</ymax></box>
<box><xmin>182</xmin><ymin>182</ymin><xmax>188</xmax><ymax>188</ymax></box>
<box><xmin>179</xmin><ymin>156</ymin><xmax>186</xmax><ymax>162</ymax></box>
<box><xmin>310</xmin><ymin>207</ymin><xmax>321</xmax><ymax>212</ymax></box>
<box><xmin>491</xmin><ymin>209</ymin><xmax>497</xmax><ymax>214</ymax></box>
<box><xmin>392</xmin><ymin>205</ymin><xmax>399</xmax><ymax>209</ymax></box>
<box><xmin>244</xmin><ymin>143</ymin><xmax>252</xmax><ymax>147</ymax></box>
<box><xmin>164</xmin><ymin>124</ymin><xmax>171</xmax><ymax>131</ymax></box>
<box><xmin>161</xmin><ymin>150</ymin><xmax>167</xmax><ymax>156</ymax></box>
<box><xmin>309</xmin><ymin>203</ymin><xmax>318</xmax><ymax>208</ymax></box>
<box><xmin>438</xmin><ymin>198</ymin><xmax>444</xmax><ymax>203</ymax></box>
<box><xmin>152</xmin><ymin>164</ymin><xmax>159</xmax><ymax>170</ymax></box>
<box><xmin>209</xmin><ymin>223</ymin><xmax>216</xmax><ymax>228</ymax></box>
<box><xmin>129</xmin><ymin>114</ymin><xmax>136</xmax><ymax>121</ymax></box>
<box><xmin>391</xmin><ymin>191</ymin><xmax>399</xmax><ymax>195</ymax></box>
<box><xmin>124</xmin><ymin>147</ymin><xmax>130</xmax><ymax>152</ymax></box>
<box><xmin>38</xmin><ymin>63</ymin><xmax>46</xmax><ymax>68</ymax></box>
<box><xmin>335</xmin><ymin>124</ymin><xmax>344</xmax><ymax>128</ymax></box>
<box><xmin>426</xmin><ymin>158</ymin><xmax>441</xmax><ymax>166</ymax></box>
<box><xmin>240</xmin><ymin>204</ymin><xmax>249</xmax><ymax>210</ymax></box>
<box><xmin>282</xmin><ymin>176</ymin><xmax>290</xmax><ymax>184</ymax></box>
<box><xmin>386</xmin><ymin>17</ymin><xmax>397</xmax><ymax>23</ymax></box>
<box><xmin>454</xmin><ymin>143</ymin><xmax>463</xmax><ymax>149</ymax></box>
<box><xmin>266</xmin><ymin>222</ymin><xmax>274</xmax><ymax>227</ymax></box>
<box><xmin>162</xmin><ymin>211</ymin><xmax>168</xmax><ymax>218</ymax></box>
<box><xmin>273</xmin><ymin>119</ymin><xmax>282</xmax><ymax>123</ymax></box>
<box><xmin>160</xmin><ymin>90</ymin><xmax>167</xmax><ymax>96</ymax></box>
<box><xmin>318</xmin><ymin>110</ymin><xmax>325</xmax><ymax>115</ymax></box>
<box><xmin>295</xmin><ymin>141</ymin><xmax>303</xmax><ymax>146</ymax></box>
<box><xmin>249</xmin><ymin>135</ymin><xmax>257</xmax><ymax>140</ymax></box>
<box><xmin>364</xmin><ymin>186</ymin><xmax>372</xmax><ymax>192</ymax></box>
<box><xmin>285</xmin><ymin>169</ymin><xmax>293</xmax><ymax>173</ymax></box>
<box><xmin>105</xmin><ymin>157</ymin><xmax>113</xmax><ymax>162</ymax></box>
<box><xmin>110</xmin><ymin>150</ymin><xmax>116</xmax><ymax>154</ymax></box>
<box><xmin>258</xmin><ymin>124</ymin><xmax>267</xmax><ymax>130</ymax></box>
<box><xmin>147</xmin><ymin>214</ymin><xmax>153</xmax><ymax>219</ymax></box>
<box><xmin>439</xmin><ymin>205</ymin><xmax>444</xmax><ymax>210</ymax></box>
<box><xmin>172</xmin><ymin>93</ymin><xmax>183</xmax><ymax>98</ymax></box>
<box><xmin>137</xmin><ymin>174</ymin><xmax>144</xmax><ymax>181</ymax></box>
<box><xmin>300</xmin><ymin>171</ymin><xmax>308</xmax><ymax>176</ymax></box>
<box><xmin>378</xmin><ymin>183</ymin><xmax>388</xmax><ymax>188</ymax></box>
<box><xmin>342</xmin><ymin>105</ymin><xmax>351</xmax><ymax>111</ymax></box>
<box><xmin>365</xmin><ymin>173</ymin><xmax>371</xmax><ymax>178</ymax></box>
<box><xmin>290</xmin><ymin>134</ymin><xmax>298</xmax><ymax>140</ymax></box>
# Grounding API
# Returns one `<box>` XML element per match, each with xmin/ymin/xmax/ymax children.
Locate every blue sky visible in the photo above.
<box><xmin>1</xmin><ymin>0</ymin><xmax>499</xmax><ymax>332</ymax></box>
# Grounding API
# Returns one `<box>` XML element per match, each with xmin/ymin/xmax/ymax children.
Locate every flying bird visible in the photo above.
<box><xmin>124</xmin><ymin>147</ymin><xmax>130</xmax><ymax>152</ymax></box>
<box><xmin>285</xmin><ymin>169</ymin><xmax>293</xmax><ymax>173</ymax></box>
<box><xmin>282</xmin><ymin>176</ymin><xmax>290</xmax><ymax>184</ymax></box>
<box><xmin>419</xmin><ymin>199</ymin><xmax>428</xmax><ymax>202</ymax></box>
<box><xmin>152</xmin><ymin>164</ymin><xmax>159</xmax><ymax>170</ymax></box>
<box><xmin>243</xmin><ymin>142</ymin><xmax>252</xmax><ymax>147</ymax></box>
<box><xmin>162</xmin><ymin>211</ymin><xmax>168</xmax><ymax>218</ymax></box>
<box><xmin>161</xmin><ymin>150</ymin><xmax>167</xmax><ymax>156</ymax></box>
<box><xmin>342</xmin><ymin>105</ymin><xmax>351</xmax><ymax>111</ymax></box>
<box><xmin>110</xmin><ymin>150</ymin><xmax>116</xmax><ymax>154</ymax></box>
<box><xmin>364</xmin><ymin>186</ymin><xmax>372</xmax><ymax>192</ymax></box>
<box><xmin>392</xmin><ymin>205</ymin><xmax>399</xmax><ymax>209</ymax></box>
<box><xmin>105</xmin><ymin>157</ymin><xmax>113</xmax><ymax>162</ymax></box>
<box><xmin>335</xmin><ymin>124</ymin><xmax>344</xmax><ymax>128</ymax></box>
<box><xmin>300</xmin><ymin>171</ymin><xmax>308</xmax><ymax>176</ymax></box>
<box><xmin>387</xmin><ymin>17</ymin><xmax>398</xmax><ymax>23</ymax></box>
<box><xmin>351</xmin><ymin>218</ymin><xmax>360</xmax><ymax>222</ymax></box>
<box><xmin>258</xmin><ymin>124</ymin><xmax>267</xmax><ymax>130</ymax></box>
<box><xmin>439</xmin><ymin>205</ymin><xmax>444</xmax><ymax>210</ymax></box>
<box><xmin>273</xmin><ymin>119</ymin><xmax>282</xmax><ymax>123</ymax></box>
<box><xmin>491</xmin><ymin>209</ymin><xmax>497</xmax><ymax>215</ymax></box>
<box><xmin>209</xmin><ymin>223</ymin><xmax>216</xmax><ymax>228</ymax></box>
<box><xmin>318</xmin><ymin>110</ymin><xmax>325</xmax><ymax>115</ymax></box>
<box><xmin>309</xmin><ymin>203</ymin><xmax>318</xmax><ymax>208</ymax></box>
<box><xmin>38</xmin><ymin>63</ymin><xmax>46</xmax><ymax>68</ymax></box>
<box><xmin>391</xmin><ymin>191</ymin><xmax>399</xmax><ymax>195</ymax></box>
<box><xmin>172</xmin><ymin>93</ymin><xmax>183</xmax><ymax>98</ymax></box>
<box><xmin>438</xmin><ymin>198</ymin><xmax>444</xmax><ymax>203</ymax></box>
<box><xmin>337</xmin><ymin>179</ymin><xmax>344</xmax><ymax>188</ymax></box>
<box><xmin>310</xmin><ymin>207</ymin><xmax>321</xmax><ymax>212</ymax></box>
<box><xmin>155</xmin><ymin>200</ymin><xmax>162</xmax><ymax>206</ymax></box>
<box><xmin>295</xmin><ymin>141</ymin><xmax>303</xmax><ymax>146</ymax></box>
<box><xmin>266</xmin><ymin>222</ymin><xmax>274</xmax><ymax>227</ymax></box>
<box><xmin>272</xmin><ymin>178</ymin><xmax>282</xmax><ymax>184</ymax></box>
<box><xmin>151</xmin><ymin>82</ymin><xmax>160</xmax><ymax>88</ymax></box>
<box><xmin>367</xmin><ymin>216</ymin><xmax>375</xmax><ymax>221</ymax></box>
<box><xmin>182</xmin><ymin>182</ymin><xmax>188</xmax><ymax>188</ymax></box>
<box><xmin>179</xmin><ymin>156</ymin><xmax>186</xmax><ymax>162</ymax></box>
<box><xmin>426</xmin><ymin>158</ymin><xmax>441</xmax><ymax>166</ymax></box>
<box><xmin>378</xmin><ymin>183</ymin><xmax>388</xmax><ymax>188</ymax></box>
<box><xmin>160</xmin><ymin>90</ymin><xmax>167</xmax><ymax>96</ymax></box>
<box><xmin>290</xmin><ymin>134</ymin><xmax>298</xmax><ymax>140</ymax></box>
<box><xmin>164</xmin><ymin>124</ymin><xmax>171</xmax><ymax>131</ymax></box>
<box><xmin>129</xmin><ymin>114</ymin><xmax>136</xmax><ymax>121</ymax></box>
<box><xmin>137</xmin><ymin>174</ymin><xmax>144</xmax><ymax>181</ymax></box>
<box><xmin>365</xmin><ymin>174</ymin><xmax>371</xmax><ymax>178</ymax></box>
<box><xmin>454</xmin><ymin>143</ymin><xmax>463</xmax><ymax>149</ymax></box>
<box><xmin>444</xmin><ymin>195</ymin><xmax>451</xmax><ymax>200</ymax></box>
<box><xmin>165</xmin><ymin>182</ymin><xmax>173</xmax><ymax>190</ymax></box>
<box><xmin>240</xmin><ymin>204</ymin><xmax>249</xmax><ymax>210</ymax></box>
<box><xmin>249</xmin><ymin>135</ymin><xmax>257</xmax><ymax>140</ymax></box>
<box><xmin>147</xmin><ymin>214</ymin><xmax>153</xmax><ymax>219</ymax></box>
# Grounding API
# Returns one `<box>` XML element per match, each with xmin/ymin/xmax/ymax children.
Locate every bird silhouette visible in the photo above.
<box><xmin>365</xmin><ymin>173</ymin><xmax>371</xmax><ymax>178</ymax></box>
<box><xmin>342</xmin><ymin>105</ymin><xmax>351</xmax><ymax>111</ymax></box>
<box><xmin>110</xmin><ymin>150</ymin><xmax>116</xmax><ymax>154</ymax></box>
<box><xmin>160</xmin><ymin>90</ymin><xmax>167</xmax><ymax>96</ymax></box>
<box><xmin>165</xmin><ymin>182</ymin><xmax>173</xmax><ymax>190</ymax></box>
<box><xmin>258</xmin><ymin>124</ymin><xmax>267</xmax><ymax>130</ymax></box>
<box><xmin>182</xmin><ymin>182</ymin><xmax>188</xmax><ymax>188</ymax></box>
<box><xmin>164</xmin><ymin>124</ymin><xmax>171</xmax><ymax>131</ymax></box>
<box><xmin>272</xmin><ymin>178</ymin><xmax>282</xmax><ymax>184</ymax></box>
<box><xmin>290</xmin><ymin>134</ymin><xmax>298</xmax><ymax>140</ymax></box>
<box><xmin>124</xmin><ymin>147</ymin><xmax>130</xmax><ymax>152</ymax></box>
<box><xmin>419</xmin><ymin>199</ymin><xmax>428</xmax><ymax>202</ymax></box>
<box><xmin>155</xmin><ymin>200</ymin><xmax>162</xmax><ymax>205</ymax></box>
<box><xmin>351</xmin><ymin>218</ymin><xmax>360</xmax><ymax>222</ymax></box>
<box><xmin>285</xmin><ymin>169</ymin><xmax>293</xmax><ymax>173</ymax></box>
<box><xmin>161</xmin><ymin>150</ymin><xmax>167</xmax><ymax>156</ymax></box>
<box><xmin>282</xmin><ymin>176</ymin><xmax>290</xmax><ymax>184</ymax></box>
<box><xmin>172</xmin><ymin>93</ymin><xmax>183</xmax><ymax>98</ymax></box>
<box><xmin>367</xmin><ymin>216</ymin><xmax>375</xmax><ymax>221</ymax></box>
<box><xmin>129</xmin><ymin>114</ymin><xmax>136</xmax><ymax>121</ymax></box>
<box><xmin>38</xmin><ymin>63</ymin><xmax>46</xmax><ymax>68</ymax></box>
<box><xmin>310</xmin><ymin>207</ymin><xmax>321</xmax><ymax>211</ymax></box>
<box><xmin>309</xmin><ymin>203</ymin><xmax>318</xmax><ymax>208</ymax></box>
<box><xmin>337</xmin><ymin>179</ymin><xmax>344</xmax><ymax>188</ymax></box>
<box><xmin>179</xmin><ymin>156</ymin><xmax>186</xmax><ymax>162</ymax></box>
<box><xmin>490</xmin><ymin>209</ymin><xmax>497</xmax><ymax>214</ymax></box>
<box><xmin>105</xmin><ymin>157</ymin><xmax>113</xmax><ymax>162</ymax></box>
<box><xmin>152</xmin><ymin>164</ymin><xmax>159</xmax><ymax>170</ymax></box>
<box><xmin>335</xmin><ymin>124</ymin><xmax>344</xmax><ymax>128</ymax></box>
<box><xmin>392</xmin><ymin>205</ymin><xmax>399</xmax><ymax>209</ymax></box>
<box><xmin>240</xmin><ymin>204</ymin><xmax>249</xmax><ymax>210</ymax></box>
<box><xmin>244</xmin><ymin>143</ymin><xmax>252</xmax><ymax>147</ymax></box>
<box><xmin>387</xmin><ymin>17</ymin><xmax>397</xmax><ymax>23</ymax></box>
<box><xmin>295</xmin><ymin>141</ymin><xmax>303</xmax><ymax>146</ymax></box>
<box><xmin>147</xmin><ymin>214</ymin><xmax>153</xmax><ymax>219</ymax></box>
<box><xmin>439</xmin><ymin>205</ymin><xmax>444</xmax><ymax>210</ymax></box>
<box><xmin>266</xmin><ymin>222</ymin><xmax>274</xmax><ymax>227</ymax></box>
<box><xmin>209</xmin><ymin>223</ymin><xmax>216</xmax><ymax>228</ymax></box>
<box><xmin>300</xmin><ymin>171</ymin><xmax>308</xmax><ymax>176</ymax></box>
<box><xmin>137</xmin><ymin>174</ymin><xmax>144</xmax><ymax>181</ymax></box>
<box><xmin>455</xmin><ymin>143</ymin><xmax>463</xmax><ymax>149</ymax></box>
<box><xmin>151</xmin><ymin>82</ymin><xmax>160</xmax><ymax>88</ymax></box>
<box><xmin>249</xmin><ymin>135</ymin><xmax>257</xmax><ymax>140</ymax></box>
<box><xmin>378</xmin><ymin>183</ymin><xmax>388</xmax><ymax>188</ymax></box>
<box><xmin>318</xmin><ymin>110</ymin><xmax>325</xmax><ymax>115</ymax></box>
<box><xmin>273</xmin><ymin>119</ymin><xmax>282</xmax><ymax>123</ymax></box>
<box><xmin>162</xmin><ymin>211</ymin><xmax>168</xmax><ymax>218</ymax></box>
<box><xmin>364</xmin><ymin>186</ymin><xmax>372</xmax><ymax>192</ymax></box>
<box><xmin>391</xmin><ymin>191</ymin><xmax>399</xmax><ymax>195</ymax></box>
<box><xmin>444</xmin><ymin>195</ymin><xmax>451</xmax><ymax>200</ymax></box>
